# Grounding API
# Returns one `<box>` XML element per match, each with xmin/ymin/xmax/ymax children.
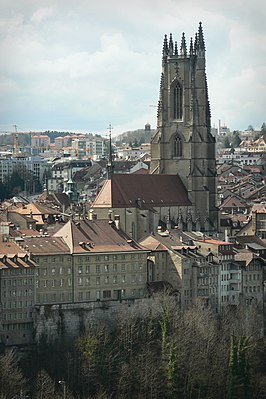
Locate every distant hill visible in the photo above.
<box><xmin>114</xmin><ymin>127</ymin><xmax>156</xmax><ymax>146</ymax></box>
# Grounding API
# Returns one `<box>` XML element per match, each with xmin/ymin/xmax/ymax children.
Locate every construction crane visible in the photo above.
<box><xmin>13</xmin><ymin>124</ymin><xmax>19</xmax><ymax>156</ymax></box>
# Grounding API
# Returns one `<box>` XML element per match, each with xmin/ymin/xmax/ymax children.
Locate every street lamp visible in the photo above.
<box><xmin>58</xmin><ymin>380</ymin><xmax>66</xmax><ymax>399</ymax></box>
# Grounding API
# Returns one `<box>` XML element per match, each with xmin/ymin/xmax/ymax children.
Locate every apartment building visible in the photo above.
<box><xmin>0</xmin><ymin>241</ymin><xmax>36</xmax><ymax>346</ymax></box>
<box><xmin>191</xmin><ymin>236</ymin><xmax>241</xmax><ymax>309</ymax></box>
<box><xmin>21</xmin><ymin>218</ymin><xmax>149</xmax><ymax>304</ymax></box>
<box><xmin>141</xmin><ymin>230</ymin><xmax>220</xmax><ymax>311</ymax></box>
<box><xmin>0</xmin><ymin>155</ymin><xmax>48</xmax><ymax>183</ymax></box>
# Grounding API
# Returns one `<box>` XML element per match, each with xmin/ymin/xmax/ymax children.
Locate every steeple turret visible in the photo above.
<box><xmin>180</xmin><ymin>32</ymin><xmax>187</xmax><ymax>57</ymax></box>
<box><xmin>174</xmin><ymin>41</ymin><xmax>178</xmax><ymax>56</ymax></box>
<box><xmin>169</xmin><ymin>33</ymin><xmax>173</xmax><ymax>55</ymax></box>
<box><xmin>163</xmin><ymin>34</ymin><xmax>168</xmax><ymax>57</ymax></box>
<box><xmin>198</xmin><ymin>21</ymin><xmax>205</xmax><ymax>51</ymax></box>
<box><xmin>189</xmin><ymin>37</ymin><xmax>194</xmax><ymax>56</ymax></box>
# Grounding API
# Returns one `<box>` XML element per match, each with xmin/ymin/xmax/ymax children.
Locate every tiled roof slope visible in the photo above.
<box><xmin>93</xmin><ymin>174</ymin><xmax>191</xmax><ymax>208</ymax></box>
<box><xmin>53</xmin><ymin>219</ymin><xmax>146</xmax><ymax>254</ymax></box>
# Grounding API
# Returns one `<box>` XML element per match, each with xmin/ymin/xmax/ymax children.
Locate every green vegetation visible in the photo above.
<box><xmin>0</xmin><ymin>169</ymin><xmax>42</xmax><ymax>200</ymax></box>
<box><xmin>0</xmin><ymin>297</ymin><xmax>265</xmax><ymax>398</ymax></box>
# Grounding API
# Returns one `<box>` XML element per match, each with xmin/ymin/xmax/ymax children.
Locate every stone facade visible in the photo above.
<box><xmin>150</xmin><ymin>23</ymin><xmax>218</xmax><ymax>232</ymax></box>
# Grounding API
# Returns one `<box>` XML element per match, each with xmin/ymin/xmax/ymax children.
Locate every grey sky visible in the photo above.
<box><xmin>0</xmin><ymin>0</ymin><xmax>265</xmax><ymax>136</ymax></box>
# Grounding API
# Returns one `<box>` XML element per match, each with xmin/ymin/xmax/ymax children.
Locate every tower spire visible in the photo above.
<box><xmin>163</xmin><ymin>34</ymin><xmax>168</xmax><ymax>57</ymax></box>
<box><xmin>107</xmin><ymin>123</ymin><xmax>113</xmax><ymax>180</ymax></box>
<box><xmin>198</xmin><ymin>21</ymin><xmax>205</xmax><ymax>51</ymax></box>
<box><xmin>180</xmin><ymin>32</ymin><xmax>187</xmax><ymax>57</ymax></box>
<box><xmin>174</xmin><ymin>41</ymin><xmax>178</xmax><ymax>56</ymax></box>
<box><xmin>169</xmin><ymin>33</ymin><xmax>173</xmax><ymax>55</ymax></box>
<box><xmin>189</xmin><ymin>37</ymin><xmax>194</xmax><ymax>56</ymax></box>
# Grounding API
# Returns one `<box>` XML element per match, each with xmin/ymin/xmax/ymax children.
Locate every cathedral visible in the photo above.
<box><xmin>93</xmin><ymin>23</ymin><xmax>218</xmax><ymax>239</ymax></box>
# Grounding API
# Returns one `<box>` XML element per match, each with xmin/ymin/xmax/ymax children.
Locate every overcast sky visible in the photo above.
<box><xmin>0</xmin><ymin>0</ymin><xmax>265</xmax><ymax>136</ymax></box>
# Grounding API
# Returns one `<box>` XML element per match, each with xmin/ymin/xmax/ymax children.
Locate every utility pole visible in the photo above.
<box><xmin>59</xmin><ymin>380</ymin><xmax>66</xmax><ymax>399</ymax></box>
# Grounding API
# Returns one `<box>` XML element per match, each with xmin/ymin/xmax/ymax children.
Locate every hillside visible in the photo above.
<box><xmin>114</xmin><ymin>127</ymin><xmax>156</xmax><ymax>145</ymax></box>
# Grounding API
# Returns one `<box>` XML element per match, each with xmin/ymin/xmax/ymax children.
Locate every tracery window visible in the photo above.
<box><xmin>173</xmin><ymin>134</ymin><xmax>182</xmax><ymax>157</ymax></box>
<box><xmin>172</xmin><ymin>81</ymin><xmax>183</xmax><ymax>119</ymax></box>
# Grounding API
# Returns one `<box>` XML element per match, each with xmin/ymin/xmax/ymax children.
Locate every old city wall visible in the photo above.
<box><xmin>34</xmin><ymin>299</ymin><xmax>150</xmax><ymax>342</ymax></box>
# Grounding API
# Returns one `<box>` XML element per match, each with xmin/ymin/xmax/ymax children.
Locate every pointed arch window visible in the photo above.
<box><xmin>173</xmin><ymin>134</ymin><xmax>182</xmax><ymax>157</ymax></box>
<box><xmin>172</xmin><ymin>81</ymin><xmax>183</xmax><ymax>119</ymax></box>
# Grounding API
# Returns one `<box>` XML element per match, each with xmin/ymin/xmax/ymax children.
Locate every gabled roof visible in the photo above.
<box><xmin>219</xmin><ymin>195</ymin><xmax>248</xmax><ymax>209</ymax></box>
<box><xmin>22</xmin><ymin>236</ymin><xmax>70</xmax><ymax>255</ymax></box>
<box><xmin>53</xmin><ymin>219</ymin><xmax>147</xmax><ymax>254</ymax></box>
<box><xmin>93</xmin><ymin>174</ymin><xmax>191</xmax><ymax>208</ymax></box>
<box><xmin>15</xmin><ymin>202</ymin><xmax>60</xmax><ymax>217</ymax></box>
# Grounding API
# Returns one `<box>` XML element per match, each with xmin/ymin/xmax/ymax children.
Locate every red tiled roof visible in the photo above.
<box><xmin>93</xmin><ymin>174</ymin><xmax>191</xmax><ymax>208</ymax></box>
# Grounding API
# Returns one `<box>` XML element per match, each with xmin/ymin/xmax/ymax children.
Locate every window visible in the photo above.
<box><xmin>78</xmin><ymin>266</ymin><xmax>82</xmax><ymax>274</ymax></box>
<box><xmin>103</xmin><ymin>290</ymin><xmax>111</xmax><ymax>299</ymax></box>
<box><xmin>113</xmin><ymin>276</ymin><xmax>117</xmax><ymax>284</ymax></box>
<box><xmin>78</xmin><ymin>277</ymin><xmax>82</xmax><ymax>286</ymax></box>
<box><xmin>86</xmin><ymin>265</ymin><xmax>90</xmax><ymax>274</ymax></box>
<box><xmin>96</xmin><ymin>265</ymin><xmax>100</xmax><ymax>274</ymax></box>
<box><xmin>173</xmin><ymin>134</ymin><xmax>182</xmax><ymax>157</ymax></box>
<box><xmin>172</xmin><ymin>81</ymin><xmax>183</xmax><ymax>119</ymax></box>
<box><xmin>104</xmin><ymin>265</ymin><xmax>109</xmax><ymax>273</ymax></box>
<box><xmin>86</xmin><ymin>291</ymin><xmax>90</xmax><ymax>300</ymax></box>
<box><xmin>121</xmin><ymin>264</ymin><xmax>126</xmax><ymax>272</ymax></box>
<box><xmin>85</xmin><ymin>277</ymin><xmax>90</xmax><ymax>286</ymax></box>
<box><xmin>113</xmin><ymin>264</ymin><xmax>118</xmax><ymax>272</ymax></box>
<box><xmin>96</xmin><ymin>276</ymin><xmax>100</xmax><ymax>285</ymax></box>
<box><xmin>105</xmin><ymin>276</ymin><xmax>109</xmax><ymax>284</ymax></box>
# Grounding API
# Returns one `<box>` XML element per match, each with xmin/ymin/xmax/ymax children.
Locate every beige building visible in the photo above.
<box><xmin>22</xmin><ymin>218</ymin><xmax>149</xmax><ymax>305</ymax></box>
<box><xmin>0</xmin><ymin>241</ymin><xmax>36</xmax><ymax>346</ymax></box>
<box><xmin>140</xmin><ymin>229</ymin><xmax>219</xmax><ymax>311</ymax></box>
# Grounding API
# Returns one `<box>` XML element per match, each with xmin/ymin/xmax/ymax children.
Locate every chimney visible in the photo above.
<box><xmin>114</xmin><ymin>214</ymin><xmax>120</xmax><ymax>229</ymax></box>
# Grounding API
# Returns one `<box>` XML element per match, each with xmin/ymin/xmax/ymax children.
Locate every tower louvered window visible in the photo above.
<box><xmin>172</xmin><ymin>81</ymin><xmax>183</xmax><ymax>119</ymax></box>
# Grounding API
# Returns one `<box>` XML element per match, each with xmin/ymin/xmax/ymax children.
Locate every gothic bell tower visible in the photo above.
<box><xmin>150</xmin><ymin>22</ymin><xmax>218</xmax><ymax>232</ymax></box>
